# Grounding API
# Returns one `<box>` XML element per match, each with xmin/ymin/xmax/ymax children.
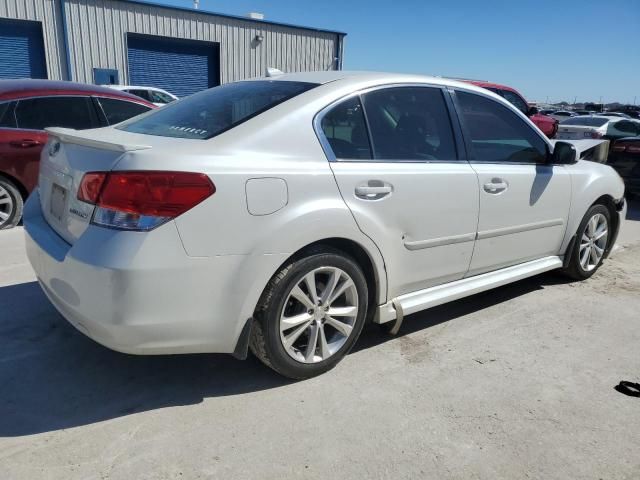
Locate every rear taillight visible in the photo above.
<box><xmin>612</xmin><ymin>143</ymin><xmax>627</xmax><ymax>152</ymax></box>
<box><xmin>78</xmin><ymin>171</ymin><xmax>215</xmax><ymax>231</ymax></box>
<box><xmin>628</xmin><ymin>145</ymin><xmax>640</xmax><ymax>154</ymax></box>
<box><xmin>589</xmin><ymin>131</ymin><xmax>603</xmax><ymax>139</ymax></box>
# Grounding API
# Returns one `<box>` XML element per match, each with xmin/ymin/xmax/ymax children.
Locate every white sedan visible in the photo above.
<box><xmin>107</xmin><ymin>85</ymin><xmax>178</xmax><ymax>106</ymax></box>
<box><xmin>24</xmin><ymin>72</ymin><xmax>626</xmax><ymax>379</ymax></box>
<box><xmin>556</xmin><ymin>115</ymin><xmax>640</xmax><ymax>141</ymax></box>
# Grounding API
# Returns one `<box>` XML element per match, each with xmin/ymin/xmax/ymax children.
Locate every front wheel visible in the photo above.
<box><xmin>563</xmin><ymin>204</ymin><xmax>611</xmax><ymax>280</ymax></box>
<box><xmin>250</xmin><ymin>249</ymin><xmax>368</xmax><ymax>379</ymax></box>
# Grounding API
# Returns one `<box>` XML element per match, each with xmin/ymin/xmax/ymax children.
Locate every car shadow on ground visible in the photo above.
<box><xmin>0</xmin><ymin>270</ymin><xmax>575</xmax><ymax>438</ymax></box>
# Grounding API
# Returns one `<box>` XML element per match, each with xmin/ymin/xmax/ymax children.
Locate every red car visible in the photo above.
<box><xmin>0</xmin><ymin>80</ymin><xmax>155</xmax><ymax>228</ymax></box>
<box><xmin>465</xmin><ymin>80</ymin><xmax>558</xmax><ymax>139</ymax></box>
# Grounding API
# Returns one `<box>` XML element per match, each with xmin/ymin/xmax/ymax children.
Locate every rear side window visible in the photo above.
<box><xmin>119</xmin><ymin>80</ymin><xmax>318</xmax><ymax>139</ymax></box>
<box><xmin>149</xmin><ymin>90</ymin><xmax>174</xmax><ymax>104</ymax></box>
<box><xmin>14</xmin><ymin>96</ymin><xmax>99</xmax><ymax>130</ymax></box>
<box><xmin>321</xmin><ymin>96</ymin><xmax>372</xmax><ymax>160</ymax></box>
<box><xmin>0</xmin><ymin>102</ymin><xmax>17</xmax><ymax>128</ymax></box>
<box><xmin>363</xmin><ymin>87</ymin><xmax>457</xmax><ymax>161</ymax></box>
<box><xmin>615</xmin><ymin>121</ymin><xmax>639</xmax><ymax>135</ymax></box>
<box><xmin>457</xmin><ymin>91</ymin><xmax>547</xmax><ymax>164</ymax></box>
<box><xmin>98</xmin><ymin>98</ymin><xmax>152</xmax><ymax>125</ymax></box>
<box><xmin>126</xmin><ymin>89</ymin><xmax>152</xmax><ymax>102</ymax></box>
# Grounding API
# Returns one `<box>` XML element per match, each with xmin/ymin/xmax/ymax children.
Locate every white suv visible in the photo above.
<box><xmin>24</xmin><ymin>72</ymin><xmax>626</xmax><ymax>379</ymax></box>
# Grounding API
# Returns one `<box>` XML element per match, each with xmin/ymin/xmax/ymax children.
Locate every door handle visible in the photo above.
<box><xmin>355</xmin><ymin>182</ymin><xmax>393</xmax><ymax>200</ymax></box>
<box><xmin>483</xmin><ymin>178</ymin><xmax>508</xmax><ymax>194</ymax></box>
<box><xmin>10</xmin><ymin>139</ymin><xmax>42</xmax><ymax>148</ymax></box>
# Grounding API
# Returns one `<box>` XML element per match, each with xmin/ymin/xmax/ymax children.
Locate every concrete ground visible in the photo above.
<box><xmin>1</xmin><ymin>201</ymin><xmax>639</xmax><ymax>480</ymax></box>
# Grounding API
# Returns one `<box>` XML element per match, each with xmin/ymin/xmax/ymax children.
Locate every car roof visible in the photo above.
<box><xmin>462</xmin><ymin>79</ymin><xmax>519</xmax><ymax>94</ymax></box>
<box><xmin>108</xmin><ymin>85</ymin><xmax>170</xmax><ymax>93</ymax></box>
<box><xmin>0</xmin><ymin>79</ymin><xmax>156</xmax><ymax>106</ymax></box>
<box><xmin>257</xmin><ymin>70</ymin><xmax>498</xmax><ymax>94</ymax></box>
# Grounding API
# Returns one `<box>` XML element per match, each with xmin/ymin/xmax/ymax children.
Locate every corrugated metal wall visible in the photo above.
<box><xmin>0</xmin><ymin>0</ymin><xmax>342</xmax><ymax>85</ymax></box>
<box><xmin>62</xmin><ymin>0</ymin><xmax>341</xmax><ymax>85</ymax></box>
<box><xmin>0</xmin><ymin>0</ymin><xmax>69</xmax><ymax>80</ymax></box>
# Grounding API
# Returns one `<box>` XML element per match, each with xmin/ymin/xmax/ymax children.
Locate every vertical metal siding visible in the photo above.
<box><xmin>0</xmin><ymin>0</ymin><xmax>69</xmax><ymax>79</ymax></box>
<box><xmin>62</xmin><ymin>0</ymin><xmax>340</xmax><ymax>85</ymax></box>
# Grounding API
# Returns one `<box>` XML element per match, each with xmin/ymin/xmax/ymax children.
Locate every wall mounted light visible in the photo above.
<box><xmin>255</xmin><ymin>34</ymin><xmax>264</xmax><ymax>43</ymax></box>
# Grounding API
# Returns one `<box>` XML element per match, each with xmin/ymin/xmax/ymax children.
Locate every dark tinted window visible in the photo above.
<box><xmin>149</xmin><ymin>90</ymin><xmax>174</xmax><ymax>104</ymax></box>
<box><xmin>15</xmin><ymin>96</ymin><xmax>99</xmax><ymax>130</ymax></box>
<box><xmin>362</xmin><ymin>87</ymin><xmax>457</xmax><ymax>161</ymax></box>
<box><xmin>500</xmin><ymin>90</ymin><xmax>529</xmax><ymax>115</ymax></box>
<box><xmin>561</xmin><ymin>117</ymin><xmax>609</xmax><ymax>127</ymax></box>
<box><xmin>457</xmin><ymin>91</ymin><xmax>547</xmax><ymax>164</ymax></box>
<box><xmin>615</xmin><ymin>121</ymin><xmax>639</xmax><ymax>134</ymax></box>
<box><xmin>321</xmin><ymin>96</ymin><xmax>372</xmax><ymax>160</ymax></box>
<box><xmin>98</xmin><ymin>98</ymin><xmax>152</xmax><ymax>125</ymax></box>
<box><xmin>126</xmin><ymin>89</ymin><xmax>152</xmax><ymax>102</ymax></box>
<box><xmin>119</xmin><ymin>81</ymin><xmax>317</xmax><ymax>139</ymax></box>
<box><xmin>0</xmin><ymin>102</ymin><xmax>17</xmax><ymax>128</ymax></box>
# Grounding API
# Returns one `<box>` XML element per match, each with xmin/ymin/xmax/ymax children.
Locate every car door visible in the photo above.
<box><xmin>322</xmin><ymin>86</ymin><xmax>479</xmax><ymax>298</ymax></box>
<box><xmin>452</xmin><ymin>89</ymin><xmax>571</xmax><ymax>276</ymax></box>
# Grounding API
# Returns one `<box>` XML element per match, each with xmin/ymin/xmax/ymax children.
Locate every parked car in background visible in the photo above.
<box><xmin>598</xmin><ymin>112</ymin><xmax>630</xmax><ymax>118</ymax></box>
<box><xmin>608</xmin><ymin>138</ymin><xmax>640</xmax><ymax>196</ymax></box>
<box><xmin>24</xmin><ymin>72</ymin><xmax>625</xmax><ymax>379</ymax></box>
<box><xmin>551</xmin><ymin>110</ymin><xmax>578</xmax><ymax>122</ymax></box>
<box><xmin>107</xmin><ymin>85</ymin><xmax>178</xmax><ymax>106</ymax></box>
<box><xmin>556</xmin><ymin>116</ymin><xmax>640</xmax><ymax>142</ymax></box>
<box><xmin>0</xmin><ymin>79</ymin><xmax>155</xmax><ymax>229</ymax></box>
<box><xmin>574</xmin><ymin>110</ymin><xmax>596</xmax><ymax>116</ymax></box>
<box><xmin>465</xmin><ymin>80</ymin><xmax>558</xmax><ymax>138</ymax></box>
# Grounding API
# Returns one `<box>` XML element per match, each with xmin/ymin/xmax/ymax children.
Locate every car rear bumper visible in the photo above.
<box><xmin>23</xmin><ymin>193</ymin><xmax>251</xmax><ymax>355</ymax></box>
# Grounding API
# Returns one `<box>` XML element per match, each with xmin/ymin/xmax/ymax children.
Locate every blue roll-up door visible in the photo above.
<box><xmin>0</xmin><ymin>18</ymin><xmax>47</xmax><ymax>79</ymax></box>
<box><xmin>127</xmin><ymin>34</ymin><xmax>219</xmax><ymax>98</ymax></box>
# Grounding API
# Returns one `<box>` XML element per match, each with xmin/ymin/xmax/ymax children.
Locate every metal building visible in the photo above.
<box><xmin>0</xmin><ymin>0</ymin><xmax>345</xmax><ymax>96</ymax></box>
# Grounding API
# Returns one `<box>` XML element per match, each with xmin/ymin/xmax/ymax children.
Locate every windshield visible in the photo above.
<box><xmin>118</xmin><ymin>80</ymin><xmax>318</xmax><ymax>139</ymax></box>
<box><xmin>560</xmin><ymin>117</ymin><xmax>609</xmax><ymax>127</ymax></box>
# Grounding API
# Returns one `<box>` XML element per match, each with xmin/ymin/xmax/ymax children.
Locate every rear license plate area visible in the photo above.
<box><xmin>50</xmin><ymin>184</ymin><xmax>67</xmax><ymax>222</ymax></box>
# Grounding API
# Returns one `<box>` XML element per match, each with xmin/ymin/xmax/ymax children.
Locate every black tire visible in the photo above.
<box><xmin>250</xmin><ymin>248</ymin><xmax>368</xmax><ymax>380</ymax></box>
<box><xmin>0</xmin><ymin>177</ymin><xmax>23</xmax><ymax>230</ymax></box>
<box><xmin>563</xmin><ymin>204</ymin><xmax>611</xmax><ymax>280</ymax></box>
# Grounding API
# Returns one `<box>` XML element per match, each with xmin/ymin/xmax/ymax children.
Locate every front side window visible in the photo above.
<box><xmin>14</xmin><ymin>96</ymin><xmax>99</xmax><ymax>130</ymax></box>
<box><xmin>119</xmin><ymin>80</ymin><xmax>318</xmax><ymax>139</ymax></box>
<box><xmin>98</xmin><ymin>98</ymin><xmax>152</xmax><ymax>125</ymax></box>
<box><xmin>0</xmin><ymin>102</ymin><xmax>17</xmax><ymax>128</ymax></box>
<box><xmin>500</xmin><ymin>90</ymin><xmax>529</xmax><ymax>115</ymax></box>
<box><xmin>456</xmin><ymin>91</ymin><xmax>547</xmax><ymax>164</ymax></box>
<box><xmin>362</xmin><ymin>87</ymin><xmax>457</xmax><ymax>161</ymax></box>
<box><xmin>320</xmin><ymin>96</ymin><xmax>372</xmax><ymax>160</ymax></box>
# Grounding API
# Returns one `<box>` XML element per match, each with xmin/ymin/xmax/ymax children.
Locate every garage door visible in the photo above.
<box><xmin>0</xmin><ymin>18</ymin><xmax>47</xmax><ymax>79</ymax></box>
<box><xmin>127</xmin><ymin>34</ymin><xmax>219</xmax><ymax>98</ymax></box>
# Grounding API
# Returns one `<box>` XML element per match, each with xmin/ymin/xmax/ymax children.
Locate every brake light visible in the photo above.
<box><xmin>628</xmin><ymin>145</ymin><xmax>640</xmax><ymax>154</ymax></box>
<box><xmin>78</xmin><ymin>171</ymin><xmax>215</xmax><ymax>231</ymax></box>
<box><xmin>589</xmin><ymin>131</ymin><xmax>603</xmax><ymax>139</ymax></box>
<box><xmin>611</xmin><ymin>144</ymin><xmax>627</xmax><ymax>152</ymax></box>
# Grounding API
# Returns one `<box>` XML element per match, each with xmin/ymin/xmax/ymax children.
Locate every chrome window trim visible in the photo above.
<box><xmin>313</xmin><ymin>82</ymin><xmax>465</xmax><ymax>164</ymax></box>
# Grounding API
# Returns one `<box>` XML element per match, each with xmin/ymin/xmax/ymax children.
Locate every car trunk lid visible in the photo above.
<box><xmin>39</xmin><ymin>127</ymin><xmax>151</xmax><ymax>244</ymax></box>
<box><xmin>556</xmin><ymin>125</ymin><xmax>601</xmax><ymax>140</ymax></box>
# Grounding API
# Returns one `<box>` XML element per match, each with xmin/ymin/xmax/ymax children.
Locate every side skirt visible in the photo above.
<box><xmin>374</xmin><ymin>256</ymin><xmax>563</xmax><ymax>324</ymax></box>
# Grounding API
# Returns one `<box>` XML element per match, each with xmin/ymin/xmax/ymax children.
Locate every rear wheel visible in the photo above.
<box><xmin>250</xmin><ymin>249</ymin><xmax>368</xmax><ymax>379</ymax></box>
<box><xmin>563</xmin><ymin>204</ymin><xmax>610</xmax><ymax>280</ymax></box>
<box><xmin>0</xmin><ymin>178</ymin><xmax>23</xmax><ymax>230</ymax></box>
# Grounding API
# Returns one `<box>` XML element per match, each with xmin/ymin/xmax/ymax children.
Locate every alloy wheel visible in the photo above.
<box><xmin>279</xmin><ymin>266</ymin><xmax>359</xmax><ymax>363</ymax></box>
<box><xmin>0</xmin><ymin>184</ymin><xmax>15</xmax><ymax>227</ymax></box>
<box><xmin>579</xmin><ymin>213</ymin><xmax>608</xmax><ymax>272</ymax></box>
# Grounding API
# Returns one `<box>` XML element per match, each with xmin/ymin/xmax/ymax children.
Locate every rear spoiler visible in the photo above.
<box><xmin>550</xmin><ymin>139</ymin><xmax>609</xmax><ymax>163</ymax></box>
<box><xmin>46</xmin><ymin>127</ymin><xmax>152</xmax><ymax>152</ymax></box>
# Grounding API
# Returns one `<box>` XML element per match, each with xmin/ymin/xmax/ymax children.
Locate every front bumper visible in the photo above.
<box><xmin>23</xmin><ymin>193</ymin><xmax>250</xmax><ymax>355</ymax></box>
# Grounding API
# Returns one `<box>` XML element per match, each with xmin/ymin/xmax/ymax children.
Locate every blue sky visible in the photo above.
<box><xmin>157</xmin><ymin>0</ymin><xmax>639</xmax><ymax>104</ymax></box>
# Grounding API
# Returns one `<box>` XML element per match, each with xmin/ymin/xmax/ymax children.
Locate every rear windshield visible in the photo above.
<box><xmin>118</xmin><ymin>80</ymin><xmax>318</xmax><ymax>139</ymax></box>
<box><xmin>560</xmin><ymin>117</ymin><xmax>609</xmax><ymax>127</ymax></box>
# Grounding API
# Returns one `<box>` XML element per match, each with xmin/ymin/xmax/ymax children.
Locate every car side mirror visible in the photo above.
<box><xmin>528</xmin><ymin>106</ymin><xmax>539</xmax><ymax>116</ymax></box>
<box><xmin>551</xmin><ymin>141</ymin><xmax>577</xmax><ymax>164</ymax></box>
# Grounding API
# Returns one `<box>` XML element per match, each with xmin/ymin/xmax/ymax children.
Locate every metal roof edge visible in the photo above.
<box><xmin>108</xmin><ymin>0</ymin><xmax>347</xmax><ymax>36</ymax></box>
